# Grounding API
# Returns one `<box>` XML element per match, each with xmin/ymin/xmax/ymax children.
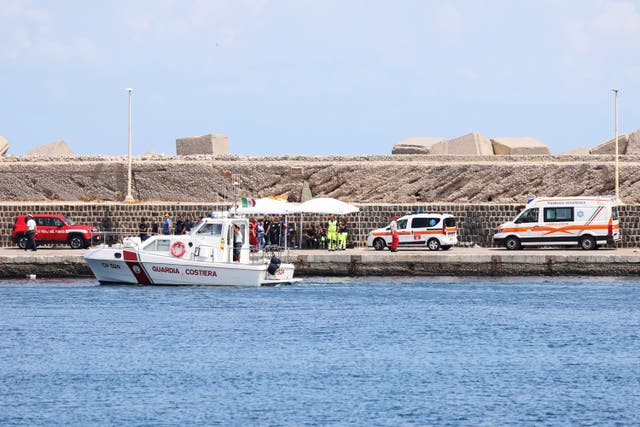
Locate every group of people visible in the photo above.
<box><xmin>138</xmin><ymin>213</ymin><xmax>201</xmax><ymax>241</ymax></box>
<box><xmin>302</xmin><ymin>214</ymin><xmax>349</xmax><ymax>251</ymax></box>
<box><xmin>247</xmin><ymin>215</ymin><xmax>295</xmax><ymax>251</ymax></box>
<box><xmin>134</xmin><ymin>212</ymin><xmax>355</xmax><ymax>252</ymax></box>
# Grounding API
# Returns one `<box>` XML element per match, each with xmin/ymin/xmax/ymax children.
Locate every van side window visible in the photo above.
<box><xmin>411</xmin><ymin>217</ymin><xmax>440</xmax><ymax>228</ymax></box>
<box><xmin>515</xmin><ymin>208</ymin><xmax>539</xmax><ymax>224</ymax></box>
<box><xmin>397</xmin><ymin>219</ymin><xmax>408</xmax><ymax>230</ymax></box>
<box><xmin>612</xmin><ymin>207</ymin><xmax>618</xmax><ymax>221</ymax></box>
<box><xmin>544</xmin><ymin>207</ymin><xmax>574</xmax><ymax>222</ymax></box>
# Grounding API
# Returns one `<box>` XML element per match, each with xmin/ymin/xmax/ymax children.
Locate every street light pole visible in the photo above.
<box><xmin>124</xmin><ymin>88</ymin><xmax>135</xmax><ymax>203</ymax></box>
<box><xmin>612</xmin><ymin>88</ymin><xmax>620</xmax><ymax>203</ymax></box>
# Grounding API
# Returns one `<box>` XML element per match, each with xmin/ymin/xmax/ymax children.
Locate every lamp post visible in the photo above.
<box><xmin>612</xmin><ymin>88</ymin><xmax>620</xmax><ymax>203</ymax></box>
<box><xmin>124</xmin><ymin>88</ymin><xmax>135</xmax><ymax>203</ymax></box>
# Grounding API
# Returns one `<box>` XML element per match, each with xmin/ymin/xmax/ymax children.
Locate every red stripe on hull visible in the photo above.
<box><xmin>123</xmin><ymin>250</ymin><xmax>152</xmax><ymax>284</ymax></box>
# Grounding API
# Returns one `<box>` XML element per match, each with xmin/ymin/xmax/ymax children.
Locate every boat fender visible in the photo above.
<box><xmin>170</xmin><ymin>241</ymin><xmax>187</xmax><ymax>257</ymax></box>
<box><xmin>267</xmin><ymin>255</ymin><xmax>281</xmax><ymax>275</ymax></box>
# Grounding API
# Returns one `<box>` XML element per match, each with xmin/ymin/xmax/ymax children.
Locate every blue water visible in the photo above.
<box><xmin>0</xmin><ymin>277</ymin><xmax>639</xmax><ymax>426</ymax></box>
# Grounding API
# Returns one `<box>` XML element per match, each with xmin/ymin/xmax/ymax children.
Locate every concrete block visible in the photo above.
<box><xmin>557</xmin><ymin>146</ymin><xmax>591</xmax><ymax>156</ymax></box>
<box><xmin>491</xmin><ymin>137</ymin><xmax>550</xmax><ymax>155</ymax></box>
<box><xmin>0</xmin><ymin>135</ymin><xmax>8</xmax><ymax>156</ymax></box>
<box><xmin>445</xmin><ymin>132</ymin><xmax>494</xmax><ymax>155</ymax></box>
<box><xmin>626</xmin><ymin>129</ymin><xmax>640</xmax><ymax>155</ymax></box>
<box><xmin>26</xmin><ymin>140</ymin><xmax>74</xmax><ymax>157</ymax></box>
<box><xmin>392</xmin><ymin>137</ymin><xmax>447</xmax><ymax>154</ymax></box>
<box><xmin>590</xmin><ymin>134</ymin><xmax>629</xmax><ymax>154</ymax></box>
<box><xmin>176</xmin><ymin>134</ymin><xmax>229</xmax><ymax>155</ymax></box>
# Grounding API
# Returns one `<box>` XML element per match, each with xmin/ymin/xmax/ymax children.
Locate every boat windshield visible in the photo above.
<box><xmin>195</xmin><ymin>223</ymin><xmax>223</xmax><ymax>236</ymax></box>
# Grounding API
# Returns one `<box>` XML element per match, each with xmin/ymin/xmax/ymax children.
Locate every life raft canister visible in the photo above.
<box><xmin>170</xmin><ymin>241</ymin><xmax>186</xmax><ymax>257</ymax></box>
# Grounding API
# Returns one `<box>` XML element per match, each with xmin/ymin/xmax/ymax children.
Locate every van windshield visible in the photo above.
<box><xmin>515</xmin><ymin>208</ymin><xmax>539</xmax><ymax>224</ymax></box>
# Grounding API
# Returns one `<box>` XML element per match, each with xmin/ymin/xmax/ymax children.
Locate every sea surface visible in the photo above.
<box><xmin>0</xmin><ymin>277</ymin><xmax>639</xmax><ymax>426</ymax></box>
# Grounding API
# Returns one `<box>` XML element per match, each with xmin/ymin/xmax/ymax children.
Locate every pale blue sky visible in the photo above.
<box><xmin>1</xmin><ymin>0</ymin><xmax>639</xmax><ymax>155</ymax></box>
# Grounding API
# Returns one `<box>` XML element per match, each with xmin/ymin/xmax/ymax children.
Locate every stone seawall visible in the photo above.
<box><xmin>2</xmin><ymin>202</ymin><xmax>639</xmax><ymax>248</ymax></box>
<box><xmin>2</xmin><ymin>154</ymin><xmax>640</xmax><ymax>204</ymax></box>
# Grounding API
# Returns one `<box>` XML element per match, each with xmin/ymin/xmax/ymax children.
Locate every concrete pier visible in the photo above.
<box><xmin>1</xmin><ymin>247</ymin><xmax>639</xmax><ymax>279</ymax></box>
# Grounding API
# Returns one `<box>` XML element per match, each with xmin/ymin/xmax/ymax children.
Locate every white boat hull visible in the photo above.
<box><xmin>84</xmin><ymin>247</ymin><xmax>298</xmax><ymax>287</ymax></box>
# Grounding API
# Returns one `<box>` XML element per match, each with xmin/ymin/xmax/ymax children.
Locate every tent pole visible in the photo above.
<box><xmin>284</xmin><ymin>214</ymin><xmax>287</xmax><ymax>250</ymax></box>
<box><xmin>299</xmin><ymin>212</ymin><xmax>303</xmax><ymax>249</ymax></box>
<box><xmin>358</xmin><ymin>211</ymin><xmax>361</xmax><ymax>247</ymax></box>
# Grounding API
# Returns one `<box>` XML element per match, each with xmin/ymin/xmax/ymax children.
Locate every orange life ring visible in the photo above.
<box><xmin>170</xmin><ymin>241</ymin><xmax>186</xmax><ymax>257</ymax></box>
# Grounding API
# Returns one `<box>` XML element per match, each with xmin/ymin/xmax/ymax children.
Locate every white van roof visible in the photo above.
<box><xmin>525</xmin><ymin>196</ymin><xmax>617</xmax><ymax>207</ymax></box>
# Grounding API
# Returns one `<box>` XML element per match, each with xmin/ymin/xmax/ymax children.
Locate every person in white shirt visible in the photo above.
<box><xmin>26</xmin><ymin>214</ymin><xmax>37</xmax><ymax>251</ymax></box>
<box><xmin>389</xmin><ymin>215</ymin><xmax>399</xmax><ymax>252</ymax></box>
<box><xmin>233</xmin><ymin>224</ymin><xmax>243</xmax><ymax>262</ymax></box>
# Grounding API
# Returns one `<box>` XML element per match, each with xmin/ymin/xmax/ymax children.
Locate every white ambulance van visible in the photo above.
<box><xmin>493</xmin><ymin>196</ymin><xmax>620</xmax><ymax>250</ymax></box>
<box><xmin>366</xmin><ymin>213</ymin><xmax>458</xmax><ymax>251</ymax></box>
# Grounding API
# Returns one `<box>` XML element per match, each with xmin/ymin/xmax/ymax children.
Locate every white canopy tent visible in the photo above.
<box><xmin>297</xmin><ymin>197</ymin><xmax>361</xmax><ymax>248</ymax></box>
<box><xmin>229</xmin><ymin>198</ymin><xmax>300</xmax><ymax>249</ymax></box>
<box><xmin>229</xmin><ymin>197</ymin><xmax>300</xmax><ymax>215</ymax></box>
<box><xmin>298</xmin><ymin>197</ymin><xmax>360</xmax><ymax>215</ymax></box>
<box><xmin>230</xmin><ymin>197</ymin><xmax>362</xmax><ymax>249</ymax></box>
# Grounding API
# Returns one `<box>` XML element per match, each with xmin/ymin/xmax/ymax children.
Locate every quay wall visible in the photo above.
<box><xmin>1</xmin><ymin>202</ymin><xmax>639</xmax><ymax>248</ymax></box>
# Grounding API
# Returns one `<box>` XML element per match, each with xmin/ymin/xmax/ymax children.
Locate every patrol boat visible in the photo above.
<box><xmin>84</xmin><ymin>215</ymin><xmax>299</xmax><ymax>286</ymax></box>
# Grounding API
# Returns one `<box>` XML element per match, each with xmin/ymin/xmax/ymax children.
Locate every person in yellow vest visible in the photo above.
<box><xmin>327</xmin><ymin>214</ymin><xmax>338</xmax><ymax>251</ymax></box>
<box><xmin>338</xmin><ymin>220</ymin><xmax>348</xmax><ymax>250</ymax></box>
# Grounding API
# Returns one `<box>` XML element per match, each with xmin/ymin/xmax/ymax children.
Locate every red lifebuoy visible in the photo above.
<box><xmin>170</xmin><ymin>241</ymin><xmax>186</xmax><ymax>257</ymax></box>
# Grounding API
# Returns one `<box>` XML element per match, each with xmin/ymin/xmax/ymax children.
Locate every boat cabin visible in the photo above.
<box><xmin>132</xmin><ymin>216</ymin><xmax>251</xmax><ymax>264</ymax></box>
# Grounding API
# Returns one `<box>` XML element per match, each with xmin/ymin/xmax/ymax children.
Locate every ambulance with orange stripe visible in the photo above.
<box><xmin>367</xmin><ymin>213</ymin><xmax>458</xmax><ymax>251</ymax></box>
<box><xmin>494</xmin><ymin>196</ymin><xmax>620</xmax><ymax>250</ymax></box>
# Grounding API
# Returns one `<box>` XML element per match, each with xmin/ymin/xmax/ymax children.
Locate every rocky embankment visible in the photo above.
<box><xmin>1</xmin><ymin>154</ymin><xmax>638</xmax><ymax>204</ymax></box>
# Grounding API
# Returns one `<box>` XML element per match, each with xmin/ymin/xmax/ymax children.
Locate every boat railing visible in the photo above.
<box><xmin>248</xmin><ymin>245</ymin><xmax>291</xmax><ymax>264</ymax></box>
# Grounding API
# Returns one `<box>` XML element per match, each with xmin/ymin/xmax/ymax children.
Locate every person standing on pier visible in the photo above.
<box><xmin>138</xmin><ymin>218</ymin><xmax>149</xmax><ymax>241</ymax></box>
<box><xmin>162</xmin><ymin>213</ymin><xmax>172</xmax><ymax>235</ymax></box>
<box><xmin>25</xmin><ymin>214</ymin><xmax>37</xmax><ymax>251</ymax></box>
<box><xmin>150</xmin><ymin>217</ymin><xmax>159</xmax><ymax>236</ymax></box>
<box><xmin>338</xmin><ymin>220</ymin><xmax>348</xmax><ymax>250</ymax></box>
<box><xmin>233</xmin><ymin>224</ymin><xmax>243</xmax><ymax>262</ymax></box>
<box><xmin>327</xmin><ymin>214</ymin><xmax>338</xmax><ymax>251</ymax></box>
<box><xmin>174</xmin><ymin>215</ymin><xmax>186</xmax><ymax>235</ymax></box>
<box><xmin>390</xmin><ymin>215</ymin><xmax>399</xmax><ymax>252</ymax></box>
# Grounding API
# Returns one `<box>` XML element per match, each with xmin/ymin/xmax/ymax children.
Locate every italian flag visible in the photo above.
<box><xmin>241</xmin><ymin>197</ymin><xmax>256</xmax><ymax>208</ymax></box>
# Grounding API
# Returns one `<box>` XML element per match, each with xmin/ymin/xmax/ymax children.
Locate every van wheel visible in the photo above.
<box><xmin>441</xmin><ymin>245</ymin><xmax>451</xmax><ymax>251</ymax></box>
<box><xmin>580</xmin><ymin>235</ymin><xmax>597</xmax><ymax>250</ymax></box>
<box><xmin>505</xmin><ymin>236</ymin><xmax>521</xmax><ymax>250</ymax></box>
<box><xmin>427</xmin><ymin>238</ymin><xmax>440</xmax><ymax>251</ymax></box>
<box><xmin>373</xmin><ymin>238</ymin><xmax>386</xmax><ymax>251</ymax></box>
<box><xmin>17</xmin><ymin>235</ymin><xmax>28</xmax><ymax>249</ymax></box>
<box><xmin>68</xmin><ymin>235</ymin><xmax>85</xmax><ymax>249</ymax></box>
